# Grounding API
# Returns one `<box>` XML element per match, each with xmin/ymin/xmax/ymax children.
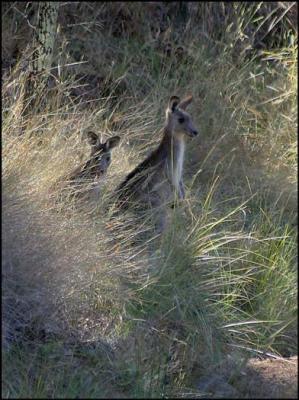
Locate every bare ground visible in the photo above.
<box><xmin>237</xmin><ymin>356</ymin><xmax>298</xmax><ymax>399</ymax></box>
<box><xmin>195</xmin><ymin>356</ymin><xmax>298</xmax><ymax>399</ymax></box>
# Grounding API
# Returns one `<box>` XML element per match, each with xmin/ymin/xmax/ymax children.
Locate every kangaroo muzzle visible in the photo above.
<box><xmin>188</xmin><ymin>129</ymin><xmax>198</xmax><ymax>137</ymax></box>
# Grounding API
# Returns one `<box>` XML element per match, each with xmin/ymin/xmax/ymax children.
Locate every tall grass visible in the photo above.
<box><xmin>2</xmin><ymin>2</ymin><xmax>297</xmax><ymax>398</ymax></box>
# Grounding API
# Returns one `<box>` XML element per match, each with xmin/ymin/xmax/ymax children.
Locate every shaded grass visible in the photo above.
<box><xmin>2</xmin><ymin>341</ymin><xmax>121</xmax><ymax>399</ymax></box>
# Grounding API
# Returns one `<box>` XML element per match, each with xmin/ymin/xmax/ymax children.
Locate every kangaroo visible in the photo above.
<box><xmin>63</xmin><ymin>131</ymin><xmax>120</xmax><ymax>200</ymax></box>
<box><xmin>114</xmin><ymin>95</ymin><xmax>198</xmax><ymax>231</ymax></box>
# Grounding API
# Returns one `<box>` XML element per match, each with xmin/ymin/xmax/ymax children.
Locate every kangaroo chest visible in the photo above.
<box><xmin>71</xmin><ymin>168</ymin><xmax>104</xmax><ymax>199</ymax></box>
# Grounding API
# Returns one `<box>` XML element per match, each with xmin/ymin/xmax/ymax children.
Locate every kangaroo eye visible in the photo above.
<box><xmin>178</xmin><ymin>117</ymin><xmax>185</xmax><ymax>124</ymax></box>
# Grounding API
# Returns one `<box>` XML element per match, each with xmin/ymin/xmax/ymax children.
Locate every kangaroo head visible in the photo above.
<box><xmin>165</xmin><ymin>95</ymin><xmax>198</xmax><ymax>138</ymax></box>
<box><xmin>86</xmin><ymin>131</ymin><xmax>120</xmax><ymax>177</ymax></box>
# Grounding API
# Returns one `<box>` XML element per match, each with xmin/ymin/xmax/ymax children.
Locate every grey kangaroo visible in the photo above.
<box><xmin>65</xmin><ymin>131</ymin><xmax>120</xmax><ymax>199</ymax></box>
<box><xmin>115</xmin><ymin>95</ymin><xmax>198</xmax><ymax>231</ymax></box>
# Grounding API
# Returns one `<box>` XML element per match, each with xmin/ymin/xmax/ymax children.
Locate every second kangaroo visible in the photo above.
<box><xmin>115</xmin><ymin>95</ymin><xmax>198</xmax><ymax>230</ymax></box>
<box><xmin>66</xmin><ymin>131</ymin><xmax>120</xmax><ymax>200</ymax></box>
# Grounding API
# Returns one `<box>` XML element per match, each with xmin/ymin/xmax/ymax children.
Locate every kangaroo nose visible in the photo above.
<box><xmin>192</xmin><ymin>130</ymin><xmax>198</xmax><ymax>136</ymax></box>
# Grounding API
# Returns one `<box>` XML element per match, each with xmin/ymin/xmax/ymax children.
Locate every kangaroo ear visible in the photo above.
<box><xmin>86</xmin><ymin>131</ymin><xmax>99</xmax><ymax>146</ymax></box>
<box><xmin>168</xmin><ymin>96</ymin><xmax>181</xmax><ymax>112</ymax></box>
<box><xmin>179</xmin><ymin>95</ymin><xmax>193</xmax><ymax>110</ymax></box>
<box><xmin>105</xmin><ymin>136</ymin><xmax>120</xmax><ymax>150</ymax></box>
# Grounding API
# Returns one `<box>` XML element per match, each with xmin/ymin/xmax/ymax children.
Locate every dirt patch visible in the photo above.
<box><xmin>236</xmin><ymin>356</ymin><xmax>298</xmax><ymax>399</ymax></box>
<box><xmin>196</xmin><ymin>356</ymin><xmax>298</xmax><ymax>399</ymax></box>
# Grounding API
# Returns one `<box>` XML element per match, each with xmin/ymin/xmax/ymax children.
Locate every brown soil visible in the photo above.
<box><xmin>236</xmin><ymin>356</ymin><xmax>298</xmax><ymax>399</ymax></box>
<box><xmin>196</xmin><ymin>356</ymin><xmax>298</xmax><ymax>399</ymax></box>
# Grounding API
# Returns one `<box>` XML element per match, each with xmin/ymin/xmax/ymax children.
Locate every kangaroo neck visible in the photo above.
<box><xmin>161</xmin><ymin>127</ymin><xmax>185</xmax><ymax>162</ymax></box>
<box><xmin>160</xmin><ymin>127</ymin><xmax>185</xmax><ymax>190</ymax></box>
